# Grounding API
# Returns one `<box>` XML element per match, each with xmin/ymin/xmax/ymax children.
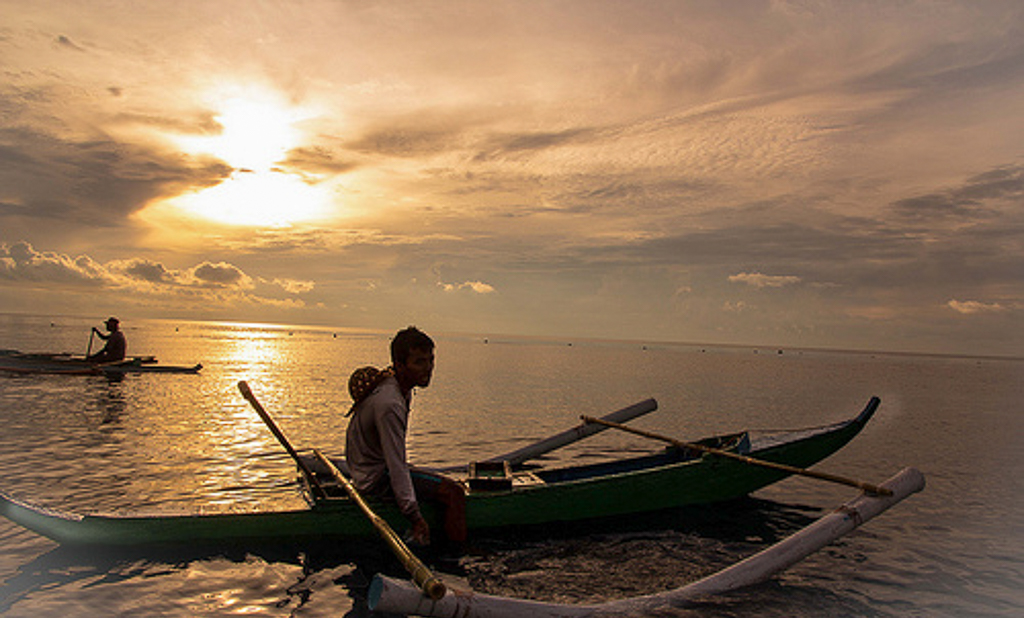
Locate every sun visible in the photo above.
<box><xmin>161</xmin><ymin>91</ymin><xmax>334</xmax><ymax>227</ymax></box>
<box><xmin>178</xmin><ymin>97</ymin><xmax>301</xmax><ymax>171</ymax></box>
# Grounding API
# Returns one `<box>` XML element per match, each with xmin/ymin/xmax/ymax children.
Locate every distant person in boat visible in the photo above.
<box><xmin>87</xmin><ymin>317</ymin><xmax>127</xmax><ymax>363</ymax></box>
<box><xmin>345</xmin><ymin>326</ymin><xmax>465</xmax><ymax>547</ymax></box>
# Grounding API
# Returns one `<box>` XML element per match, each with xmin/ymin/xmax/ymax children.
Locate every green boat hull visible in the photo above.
<box><xmin>0</xmin><ymin>398</ymin><xmax>879</xmax><ymax>546</ymax></box>
<box><xmin>464</xmin><ymin>398</ymin><xmax>876</xmax><ymax>531</ymax></box>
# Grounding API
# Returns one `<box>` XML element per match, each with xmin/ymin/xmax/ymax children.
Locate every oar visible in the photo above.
<box><xmin>237</xmin><ymin>381</ymin><xmax>327</xmax><ymax>500</ymax></box>
<box><xmin>484</xmin><ymin>398</ymin><xmax>658</xmax><ymax>467</ymax></box>
<box><xmin>436</xmin><ymin>398</ymin><xmax>658</xmax><ymax>474</ymax></box>
<box><xmin>312</xmin><ymin>449</ymin><xmax>447</xmax><ymax>601</ymax></box>
<box><xmin>581</xmin><ymin>415</ymin><xmax>893</xmax><ymax>496</ymax></box>
<box><xmin>86</xmin><ymin>329</ymin><xmax>95</xmax><ymax>357</ymax></box>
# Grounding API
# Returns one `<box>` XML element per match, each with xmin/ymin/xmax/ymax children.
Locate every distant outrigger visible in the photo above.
<box><xmin>0</xmin><ymin>349</ymin><xmax>202</xmax><ymax>375</ymax></box>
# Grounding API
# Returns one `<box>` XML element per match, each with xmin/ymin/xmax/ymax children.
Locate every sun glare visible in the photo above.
<box><xmin>172</xmin><ymin>170</ymin><xmax>330</xmax><ymax>227</ymax></box>
<box><xmin>179</xmin><ymin>97</ymin><xmax>300</xmax><ymax>170</ymax></box>
<box><xmin>159</xmin><ymin>91</ymin><xmax>334</xmax><ymax>228</ymax></box>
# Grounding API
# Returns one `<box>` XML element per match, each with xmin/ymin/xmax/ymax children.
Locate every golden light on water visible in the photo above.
<box><xmin>224</xmin><ymin>324</ymin><xmax>291</xmax><ymax>366</ymax></box>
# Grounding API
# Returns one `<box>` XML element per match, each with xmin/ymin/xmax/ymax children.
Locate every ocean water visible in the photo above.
<box><xmin>0</xmin><ymin>313</ymin><xmax>1021</xmax><ymax>617</ymax></box>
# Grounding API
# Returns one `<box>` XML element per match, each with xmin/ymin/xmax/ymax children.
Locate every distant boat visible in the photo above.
<box><xmin>0</xmin><ymin>350</ymin><xmax>202</xmax><ymax>375</ymax></box>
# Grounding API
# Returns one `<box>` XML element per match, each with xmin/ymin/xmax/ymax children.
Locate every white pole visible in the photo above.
<box><xmin>486</xmin><ymin>398</ymin><xmax>658</xmax><ymax>466</ymax></box>
<box><xmin>371</xmin><ymin>467</ymin><xmax>925</xmax><ymax>618</ymax></box>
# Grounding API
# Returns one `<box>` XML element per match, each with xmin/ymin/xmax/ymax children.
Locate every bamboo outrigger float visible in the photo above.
<box><xmin>370</xmin><ymin>467</ymin><xmax>925</xmax><ymax>617</ymax></box>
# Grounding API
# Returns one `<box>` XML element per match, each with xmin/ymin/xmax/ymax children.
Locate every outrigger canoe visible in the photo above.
<box><xmin>1</xmin><ymin>397</ymin><xmax>880</xmax><ymax>547</ymax></box>
<box><xmin>0</xmin><ymin>350</ymin><xmax>202</xmax><ymax>375</ymax></box>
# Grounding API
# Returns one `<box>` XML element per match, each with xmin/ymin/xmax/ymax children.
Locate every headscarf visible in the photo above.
<box><xmin>346</xmin><ymin>366</ymin><xmax>394</xmax><ymax>416</ymax></box>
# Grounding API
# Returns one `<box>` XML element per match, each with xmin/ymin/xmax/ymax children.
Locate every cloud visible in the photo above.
<box><xmin>439</xmin><ymin>280</ymin><xmax>496</xmax><ymax>294</ymax></box>
<box><xmin>190</xmin><ymin>262</ymin><xmax>253</xmax><ymax>289</ymax></box>
<box><xmin>268</xmin><ymin>277</ymin><xmax>316</xmax><ymax>294</ymax></box>
<box><xmin>0</xmin><ymin>121</ymin><xmax>231</xmax><ymax>245</ymax></box>
<box><xmin>474</xmin><ymin>128</ymin><xmax>599</xmax><ymax>162</ymax></box>
<box><xmin>0</xmin><ymin>242</ymin><xmax>327</xmax><ymax>318</ymax></box>
<box><xmin>281</xmin><ymin>146</ymin><xmax>360</xmax><ymax>176</ymax></box>
<box><xmin>728</xmin><ymin>272</ymin><xmax>802</xmax><ymax>288</ymax></box>
<box><xmin>947</xmin><ymin>300</ymin><xmax>1007</xmax><ymax>315</ymax></box>
<box><xmin>118</xmin><ymin>259</ymin><xmax>177</xmax><ymax>284</ymax></box>
<box><xmin>892</xmin><ymin>164</ymin><xmax>1024</xmax><ymax>223</ymax></box>
<box><xmin>0</xmin><ymin>241</ymin><xmax>108</xmax><ymax>286</ymax></box>
<box><xmin>55</xmin><ymin>35</ymin><xmax>85</xmax><ymax>52</ymax></box>
<box><xmin>0</xmin><ymin>242</ymin><xmax>276</xmax><ymax>300</ymax></box>
<box><xmin>345</xmin><ymin>113</ymin><xmax>474</xmax><ymax>158</ymax></box>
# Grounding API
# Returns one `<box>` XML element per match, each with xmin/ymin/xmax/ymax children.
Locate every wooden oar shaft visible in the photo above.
<box><xmin>313</xmin><ymin>450</ymin><xmax>447</xmax><ymax>601</ymax></box>
<box><xmin>237</xmin><ymin>381</ymin><xmax>327</xmax><ymax>499</ymax></box>
<box><xmin>486</xmin><ymin>398</ymin><xmax>658</xmax><ymax>467</ymax></box>
<box><xmin>581</xmin><ymin>415</ymin><xmax>893</xmax><ymax>496</ymax></box>
<box><xmin>237</xmin><ymin>382</ymin><xmax>442</xmax><ymax>600</ymax></box>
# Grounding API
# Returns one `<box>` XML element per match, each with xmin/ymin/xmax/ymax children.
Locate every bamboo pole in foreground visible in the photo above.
<box><xmin>238</xmin><ymin>380</ymin><xmax>444</xmax><ymax>600</ymax></box>
<box><xmin>313</xmin><ymin>449</ymin><xmax>447</xmax><ymax>601</ymax></box>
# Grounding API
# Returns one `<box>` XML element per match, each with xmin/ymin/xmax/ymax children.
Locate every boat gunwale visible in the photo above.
<box><xmin>309</xmin><ymin>396</ymin><xmax>878</xmax><ymax>502</ymax></box>
<box><xmin>517</xmin><ymin>395</ymin><xmax>877</xmax><ymax>490</ymax></box>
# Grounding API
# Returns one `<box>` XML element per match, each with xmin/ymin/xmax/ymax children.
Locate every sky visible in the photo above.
<box><xmin>1</xmin><ymin>1</ymin><xmax>1022</xmax><ymax>358</ymax></box>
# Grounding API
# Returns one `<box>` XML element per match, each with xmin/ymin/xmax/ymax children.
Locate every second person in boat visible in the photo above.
<box><xmin>87</xmin><ymin>317</ymin><xmax>127</xmax><ymax>363</ymax></box>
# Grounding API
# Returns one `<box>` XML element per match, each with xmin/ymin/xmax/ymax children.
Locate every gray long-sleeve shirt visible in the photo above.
<box><xmin>344</xmin><ymin>375</ymin><xmax>420</xmax><ymax>521</ymax></box>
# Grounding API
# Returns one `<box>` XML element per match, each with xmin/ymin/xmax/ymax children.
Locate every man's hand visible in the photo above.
<box><xmin>410</xmin><ymin>515</ymin><xmax>430</xmax><ymax>546</ymax></box>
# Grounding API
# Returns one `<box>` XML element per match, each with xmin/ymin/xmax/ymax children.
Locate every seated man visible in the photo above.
<box><xmin>87</xmin><ymin>317</ymin><xmax>127</xmax><ymax>363</ymax></box>
<box><xmin>345</xmin><ymin>326</ymin><xmax>465</xmax><ymax>546</ymax></box>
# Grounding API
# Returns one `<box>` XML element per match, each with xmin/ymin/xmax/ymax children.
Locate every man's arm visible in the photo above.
<box><xmin>377</xmin><ymin>405</ymin><xmax>428</xmax><ymax>541</ymax></box>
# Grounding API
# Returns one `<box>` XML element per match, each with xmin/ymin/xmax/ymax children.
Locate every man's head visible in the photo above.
<box><xmin>105</xmin><ymin>317</ymin><xmax>120</xmax><ymax>331</ymax></box>
<box><xmin>391</xmin><ymin>326</ymin><xmax>434</xmax><ymax>390</ymax></box>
